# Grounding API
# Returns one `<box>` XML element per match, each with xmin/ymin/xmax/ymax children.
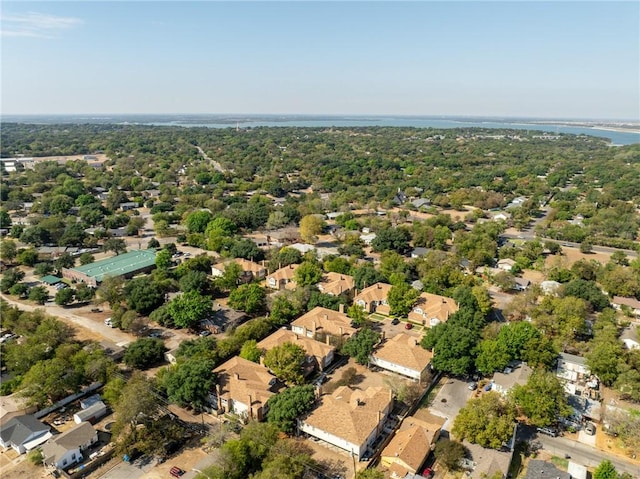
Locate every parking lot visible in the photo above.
<box><xmin>428</xmin><ymin>378</ymin><xmax>474</xmax><ymax>431</ymax></box>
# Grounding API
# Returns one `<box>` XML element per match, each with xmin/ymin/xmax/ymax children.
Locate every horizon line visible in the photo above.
<box><xmin>2</xmin><ymin>113</ymin><xmax>639</xmax><ymax>122</ymax></box>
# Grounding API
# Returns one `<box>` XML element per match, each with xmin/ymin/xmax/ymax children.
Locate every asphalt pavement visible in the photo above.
<box><xmin>537</xmin><ymin>434</ymin><xmax>639</xmax><ymax>477</ymax></box>
<box><xmin>429</xmin><ymin>378</ymin><xmax>474</xmax><ymax>432</ymax></box>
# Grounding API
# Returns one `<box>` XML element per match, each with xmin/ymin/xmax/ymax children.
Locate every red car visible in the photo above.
<box><xmin>170</xmin><ymin>466</ymin><xmax>185</xmax><ymax>478</ymax></box>
<box><xmin>405</xmin><ymin>322</ymin><xmax>413</xmax><ymax>330</ymax></box>
<box><xmin>421</xmin><ymin>467</ymin><xmax>434</xmax><ymax>479</ymax></box>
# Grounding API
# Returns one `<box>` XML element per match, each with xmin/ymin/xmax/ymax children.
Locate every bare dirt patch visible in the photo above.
<box><xmin>545</xmin><ymin>249</ymin><xmax>612</xmax><ymax>269</ymax></box>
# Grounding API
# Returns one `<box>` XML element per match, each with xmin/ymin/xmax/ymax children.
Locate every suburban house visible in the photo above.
<box><xmin>621</xmin><ymin>324</ymin><xmax>639</xmax><ymax>350</ymax></box>
<box><xmin>556</xmin><ymin>353</ymin><xmax>590</xmax><ymax>383</ymax></box>
<box><xmin>0</xmin><ymin>415</ymin><xmax>52</xmax><ymax>454</ymax></box>
<box><xmin>491</xmin><ymin>211</ymin><xmax>511</xmax><ymax>222</ymax></box>
<box><xmin>211</xmin><ymin>258</ymin><xmax>266</xmax><ymax>283</ymax></box>
<box><xmin>354</xmin><ymin>283</ymin><xmax>393</xmax><ymax>315</ymax></box>
<box><xmin>410</xmin><ymin>247</ymin><xmax>431</xmax><ymax>259</ymax></box>
<box><xmin>257</xmin><ymin>329</ymin><xmax>335</xmax><ymax>373</ymax></box>
<box><xmin>291</xmin><ymin>306</ymin><xmax>357</xmax><ymax>342</ymax></box>
<box><xmin>317</xmin><ymin>272</ymin><xmax>355</xmax><ymax>297</ymax></box>
<box><xmin>298</xmin><ymin>386</ymin><xmax>393</xmax><ymax>458</ymax></box>
<box><xmin>380</xmin><ymin>417</ymin><xmax>442</xmax><ymax>478</ymax></box>
<box><xmin>612</xmin><ymin>296</ymin><xmax>640</xmax><ymax>317</ymax></box>
<box><xmin>497</xmin><ymin>258</ymin><xmax>516</xmax><ymax>272</ymax></box>
<box><xmin>514</xmin><ymin>277</ymin><xmax>531</xmax><ymax>291</ymax></box>
<box><xmin>211</xmin><ymin>356</ymin><xmax>281</xmax><ymax>421</ymax></box>
<box><xmin>407</xmin><ymin>292</ymin><xmax>459</xmax><ymax>327</ymax></box>
<box><xmin>266</xmin><ymin>264</ymin><xmax>299</xmax><ymax>290</ymax></box>
<box><xmin>491</xmin><ymin>362</ymin><xmax>533</xmax><ymax>395</ymax></box>
<box><xmin>370</xmin><ymin>333</ymin><xmax>433</xmax><ymax>383</ymax></box>
<box><xmin>411</xmin><ymin>198</ymin><xmax>431</xmax><ymax>209</ymax></box>
<box><xmin>360</xmin><ymin>232</ymin><xmax>377</xmax><ymax>246</ymax></box>
<box><xmin>42</xmin><ymin>422</ymin><xmax>98</xmax><ymax>470</ymax></box>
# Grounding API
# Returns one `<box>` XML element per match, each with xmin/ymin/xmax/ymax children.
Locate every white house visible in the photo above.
<box><xmin>0</xmin><ymin>415</ymin><xmax>51</xmax><ymax>454</ymax></box>
<box><xmin>556</xmin><ymin>353</ymin><xmax>590</xmax><ymax>383</ymax></box>
<box><xmin>42</xmin><ymin>422</ymin><xmax>98</xmax><ymax>470</ymax></box>
<box><xmin>492</xmin><ymin>363</ymin><xmax>533</xmax><ymax>395</ymax></box>
<box><xmin>370</xmin><ymin>334</ymin><xmax>433</xmax><ymax>382</ymax></box>
<box><xmin>497</xmin><ymin>258</ymin><xmax>516</xmax><ymax>272</ymax></box>
<box><xmin>299</xmin><ymin>386</ymin><xmax>393</xmax><ymax>458</ymax></box>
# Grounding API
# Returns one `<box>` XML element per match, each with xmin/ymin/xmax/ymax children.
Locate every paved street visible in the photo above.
<box><xmin>537</xmin><ymin>434</ymin><xmax>639</xmax><ymax>477</ymax></box>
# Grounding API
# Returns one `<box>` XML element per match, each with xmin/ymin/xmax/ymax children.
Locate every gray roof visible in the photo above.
<box><xmin>0</xmin><ymin>415</ymin><xmax>50</xmax><ymax>446</ymax></box>
<box><xmin>42</xmin><ymin>422</ymin><xmax>96</xmax><ymax>464</ymax></box>
<box><xmin>74</xmin><ymin>401</ymin><xmax>106</xmax><ymax>421</ymax></box>
<box><xmin>559</xmin><ymin>352</ymin><xmax>586</xmax><ymax>366</ymax></box>
<box><xmin>525</xmin><ymin>460</ymin><xmax>570</xmax><ymax>479</ymax></box>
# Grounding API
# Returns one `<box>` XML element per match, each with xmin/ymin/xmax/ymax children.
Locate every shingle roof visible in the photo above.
<box><xmin>302</xmin><ymin>386</ymin><xmax>393</xmax><ymax>446</ymax></box>
<box><xmin>409</xmin><ymin>292</ymin><xmax>458</xmax><ymax>323</ymax></box>
<box><xmin>492</xmin><ymin>363</ymin><xmax>533</xmax><ymax>391</ymax></box>
<box><xmin>317</xmin><ymin>272</ymin><xmax>355</xmax><ymax>296</ymax></box>
<box><xmin>372</xmin><ymin>334</ymin><xmax>432</xmax><ymax>373</ymax></box>
<box><xmin>0</xmin><ymin>415</ymin><xmax>49</xmax><ymax>446</ymax></box>
<box><xmin>291</xmin><ymin>307</ymin><xmax>356</xmax><ymax>338</ymax></box>
<box><xmin>42</xmin><ymin>422</ymin><xmax>96</xmax><ymax>465</ymax></box>
<box><xmin>213</xmin><ymin>258</ymin><xmax>265</xmax><ymax>275</ymax></box>
<box><xmin>257</xmin><ymin>329</ymin><xmax>334</xmax><ymax>366</ymax></box>
<box><xmin>354</xmin><ymin>282</ymin><xmax>392</xmax><ymax>304</ymax></box>
<box><xmin>525</xmin><ymin>460</ymin><xmax>571</xmax><ymax>479</ymax></box>
<box><xmin>381</xmin><ymin>421</ymin><xmax>437</xmax><ymax>473</ymax></box>
<box><xmin>267</xmin><ymin>264</ymin><xmax>299</xmax><ymax>282</ymax></box>
<box><xmin>213</xmin><ymin>356</ymin><xmax>277</xmax><ymax>410</ymax></box>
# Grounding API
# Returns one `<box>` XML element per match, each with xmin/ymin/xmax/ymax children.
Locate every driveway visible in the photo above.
<box><xmin>429</xmin><ymin>378</ymin><xmax>474</xmax><ymax>431</ymax></box>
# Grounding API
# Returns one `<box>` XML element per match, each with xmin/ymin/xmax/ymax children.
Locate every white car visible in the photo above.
<box><xmin>104</xmin><ymin>318</ymin><xmax>113</xmax><ymax>327</ymax></box>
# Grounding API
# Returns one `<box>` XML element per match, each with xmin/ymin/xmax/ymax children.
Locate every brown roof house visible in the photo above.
<box><xmin>298</xmin><ymin>386</ymin><xmax>393</xmax><ymax>458</ymax></box>
<box><xmin>257</xmin><ymin>329</ymin><xmax>335</xmax><ymax>373</ymax></box>
<box><xmin>42</xmin><ymin>422</ymin><xmax>98</xmax><ymax>470</ymax></box>
<box><xmin>612</xmin><ymin>296</ymin><xmax>640</xmax><ymax>317</ymax></box>
<box><xmin>266</xmin><ymin>264</ymin><xmax>299</xmax><ymax>290</ymax></box>
<box><xmin>381</xmin><ymin>417</ymin><xmax>442</xmax><ymax>478</ymax></box>
<box><xmin>212</xmin><ymin>356</ymin><xmax>280</xmax><ymax>421</ymax></box>
<box><xmin>290</xmin><ymin>306</ymin><xmax>357</xmax><ymax>343</ymax></box>
<box><xmin>317</xmin><ymin>272</ymin><xmax>355</xmax><ymax>297</ymax></box>
<box><xmin>354</xmin><ymin>282</ymin><xmax>393</xmax><ymax>315</ymax></box>
<box><xmin>407</xmin><ymin>292</ymin><xmax>459</xmax><ymax>327</ymax></box>
<box><xmin>370</xmin><ymin>333</ymin><xmax>433</xmax><ymax>383</ymax></box>
<box><xmin>211</xmin><ymin>258</ymin><xmax>266</xmax><ymax>283</ymax></box>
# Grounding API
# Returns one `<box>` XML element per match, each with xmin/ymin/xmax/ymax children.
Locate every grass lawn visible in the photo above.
<box><xmin>368</xmin><ymin>313</ymin><xmax>388</xmax><ymax>322</ymax></box>
<box><xmin>550</xmin><ymin>456</ymin><xmax>569</xmax><ymax>470</ymax></box>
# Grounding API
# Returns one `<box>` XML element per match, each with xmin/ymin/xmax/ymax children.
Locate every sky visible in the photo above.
<box><xmin>1</xmin><ymin>1</ymin><xmax>639</xmax><ymax>119</ymax></box>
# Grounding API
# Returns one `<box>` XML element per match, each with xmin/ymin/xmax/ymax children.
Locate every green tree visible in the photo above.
<box><xmin>28</xmin><ymin>285</ymin><xmax>49</xmax><ymax>304</ymax></box>
<box><xmin>95</xmin><ymin>275</ymin><xmax>125</xmax><ymax>308</ymax></box>
<box><xmin>347</xmin><ymin>304</ymin><xmax>367</xmax><ymax>327</ymax></box>
<box><xmin>185</xmin><ymin>210</ymin><xmax>213</xmax><ymax>234</ymax></box>
<box><xmin>74</xmin><ymin>283</ymin><xmax>95</xmax><ymax>303</ymax></box>
<box><xmin>452</xmin><ymin>392</ymin><xmax>516</xmax><ymax>449</ymax></box>
<box><xmin>371</xmin><ymin>227</ymin><xmax>411</xmax><ymax>254</ymax></box>
<box><xmin>263</xmin><ymin>342</ymin><xmax>306</xmax><ymax>385</ymax></box>
<box><xmin>215</xmin><ymin>262</ymin><xmax>243</xmax><ymax>292</ymax></box>
<box><xmin>123</xmin><ymin>338</ymin><xmax>166</xmax><ymax>369</ymax></box>
<box><xmin>586</xmin><ymin>326</ymin><xmax>624</xmax><ymax>386</ymax></box>
<box><xmin>266</xmin><ymin>384</ymin><xmax>316</xmax><ymax>433</ymax></box>
<box><xmin>294</xmin><ymin>261</ymin><xmax>323</xmax><ymax>287</ymax></box>
<box><xmin>475</xmin><ymin>339</ymin><xmax>510</xmax><ymax>375</ymax></box>
<box><xmin>103</xmin><ymin>238</ymin><xmax>127</xmax><ymax>255</ymax></box>
<box><xmin>16</xmin><ymin>248</ymin><xmax>38</xmax><ymax>266</ymax></box>
<box><xmin>124</xmin><ymin>278</ymin><xmax>165</xmax><ymax>315</ymax></box>
<box><xmin>299</xmin><ymin>215</ymin><xmax>324</xmax><ymax>244</ymax></box>
<box><xmin>179</xmin><ymin>270</ymin><xmax>209</xmax><ymax>293</ymax></box>
<box><xmin>167</xmin><ymin>291</ymin><xmax>212</xmax><ymax>329</ymax></box>
<box><xmin>511</xmin><ymin>369</ymin><xmax>571</xmax><ymax>427</ymax></box>
<box><xmin>434</xmin><ymin>439</ymin><xmax>467</xmax><ymax>471</ymax></box>
<box><xmin>0</xmin><ymin>239</ymin><xmax>17</xmax><ymax>262</ymax></box>
<box><xmin>593</xmin><ymin>460</ymin><xmax>618</xmax><ymax>479</ymax></box>
<box><xmin>342</xmin><ymin>328</ymin><xmax>380</xmax><ymax>365</ymax></box>
<box><xmin>387</xmin><ymin>282</ymin><xmax>420</xmax><ymax>317</ymax></box>
<box><xmin>239</xmin><ymin>339</ymin><xmax>263</xmax><ymax>363</ymax></box>
<box><xmin>579</xmin><ymin>240</ymin><xmax>593</xmax><ymax>254</ymax></box>
<box><xmin>228</xmin><ymin>283</ymin><xmax>266</xmax><ymax>314</ymax></box>
<box><xmin>54</xmin><ymin>287</ymin><xmax>75</xmax><ymax>306</ymax></box>
<box><xmin>162</xmin><ymin>358</ymin><xmax>216</xmax><ymax>410</ymax></box>
<box><xmin>268</xmin><ymin>295</ymin><xmax>301</xmax><ymax>326</ymax></box>
<box><xmin>155</xmin><ymin>248</ymin><xmax>172</xmax><ymax>270</ymax></box>
<box><xmin>355</xmin><ymin>470</ymin><xmax>385</xmax><ymax>479</ymax></box>
<box><xmin>79</xmin><ymin>252</ymin><xmax>95</xmax><ymax>265</ymax></box>
<box><xmin>1</xmin><ymin>268</ymin><xmax>25</xmax><ymax>293</ymax></box>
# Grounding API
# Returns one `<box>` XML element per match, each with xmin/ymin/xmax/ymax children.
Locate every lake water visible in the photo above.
<box><xmin>3</xmin><ymin>114</ymin><xmax>639</xmax><ymax>145</ymax></box>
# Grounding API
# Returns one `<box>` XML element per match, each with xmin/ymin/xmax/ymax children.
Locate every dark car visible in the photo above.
<box><xmin>391</xmin><ymin>318</ymin><xmax>400</xmax><ymax>325</ymax></box>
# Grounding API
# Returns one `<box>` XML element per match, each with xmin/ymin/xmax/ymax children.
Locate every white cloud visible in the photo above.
<box><xmin>1</xmin><ymin>12</ymin><xmax>83</xmax><ymax>38</ymax></box>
